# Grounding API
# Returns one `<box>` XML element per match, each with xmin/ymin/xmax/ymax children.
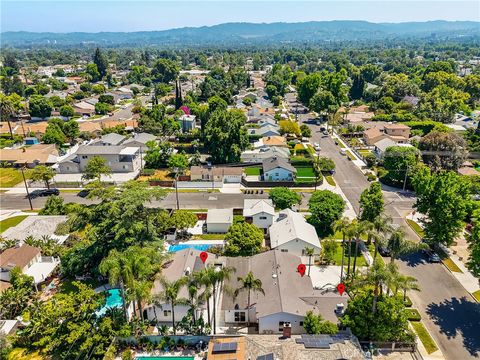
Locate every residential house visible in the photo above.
<box><xmin>243</xmin><ymin>199</ymin><xmax>276</xmax><ymax>230</ymax></box>
<box><xmin>269</xmin><ymin>209</ymin><xmax>321</xmax><ymax>256</ymax></box>
<box><xmin>262</xmin><ymin>157</ymin><xmax>296</xmax><ymax>181</ymax></box>
<box><xmin>58</xmin><ymin>145</ymin><xmax>141</xmax><ymax>174</ymax></box>
<box><xmin>91</xmin><ymin>133</ymin><xmax>126</xmax><ymax>146</ymax></box>
<box><xmin>0</xmin><ymin>245</ymin><xmax>59</xmax><ymax>285</ymax></box>
<box><xmin>344</xmin><ymin>111</ymin><xmax>375</xmax><ymax>124</ymax></box>
<box><xmin>190</xmin><ymin>166</ymin><xmax>243</xmax><ymax>183</ymax></box>
<box><xmin>0</xmin><ymin>144</ymin><xmax>58</xmax><ymax>167</ymax></box>
<box><xmin>145</xmin><ymin>249</ymin><xmax>214</xmax><ymax>323</ymax></box>
<box><xmin>206</xmin><ymin>209</ymin><xmax>234</xmax><ymax>233</ymax></box>
<box><xmin>208</xmin><ymin>337</ymin><xmax>246</xmax><ymax>360</ymax></box>
<box><xmin>222</xmin><ymin>250</ymin><xmax>347</xmax><ymax>334</ymax></box>
<box><xmin>363</xmin><ymin>127</ymin><xmax>386</xmax><ymax>146</ymax></box>
<box><xmin>177</xmin><ymin>114</ymin><xmax>197</xmax><ymax>132</ymax></box>
<box><xmin>254</xmin><ymin>136</ymin><xmax>288</xmax><ymax>150</ymax></box>
<box><xmin>123</xmin><ymin>132</ymin><xmax>157</xmax><ymax>148</ymax></box>
<box><xmin>241</xmin><ymin>146</ymin><xmax>290</xmax><ymax>163</ymax></box>
<box><xmin>79</xmin><ymin>121</ymin><xmax>102</xmax><ymax>137</ymax></box>
<box><xmin>73</xmin><ymin>101</ymin><xmax>96</xmax><ymax>116</ymax></box>
<box><xmin>248</xmin><ymin>124</ymin><xmax>280</xmax><ymax>137</ymax></box>
<box><xmin>384</xmin><ymin>123</ymin><xmax>411</xmax><ymax>140</ymax></box>
<box><xmin>373</xmin><ymin>138</ymin><xmax>414</xmax><ymax>159</ymax></box>
<box><xmin>19</xmin><ymin>121</ymin><xmax>49</xmax><ymax>139</ymax></box>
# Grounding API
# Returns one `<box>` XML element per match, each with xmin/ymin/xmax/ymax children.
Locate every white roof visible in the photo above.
<box><xmin>269</xmin><ymin>209</ymin><xmax>320</xmax><ymax>250</ymax></box>
<box><xmin>446</xmin><ymin>124</ymin><xmax>467</xmax><ymax>131</ymax></box>
<box><xmin>0</xmin><ymin>320</ymin><xmax>18</xmax><ymax>335</ymax></box>
<box><xmin>119</xmin><ymin>147</ymin><xmax>140</xmax><ymax>155</ymax></box>
<box><xmin>25</xmin><ymin>259</ymin><xmax>59</xmax><ymax>284</ymax></box>
<box><xmin>374</xmin><ymin>138</ymin><xmax>413</xmax><ymax>153</ymax></box>
<box><xmin>243</xmin><ymin>199</ymin><xmax>275</xmax><ymax>217</ymax></box>
<box><xmin>207</xmin><ymin>208</ymin><xmax>233</xmax><ymax>224</ymax></box>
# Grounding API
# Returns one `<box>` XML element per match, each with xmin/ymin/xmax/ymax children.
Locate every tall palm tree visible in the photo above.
<box><xmin>355</xmin><ymin>261</ymin><xmax>391</xmax><ymax>314</ymax></box>
<box><xmin>333</xmin><ymin>217</ymin><xmax>351</xmax><ymax>281</ymax></box>
<box><xmin>372</xmin><ymin>214</ymin><xmax>394</xmax><ymax>258</ymax></box>
<box><xmin>201</xmin><ymin>265</ymin><xmax>235</xmax><ymax>334</ymax></box>
<box><xmin>154</xmin><ymin>277</ymin><xmax>188</xmax><ymax>335</ymax></box>
<box><xmin>0</xmin><ymin>96</ymin><xmax>15</xmax><ymax>139</ymax></box>
<box><xmin>392</xmin><ymin>273</ymin><xmax>420</xmax><ymax>301</ymax></box>
<box><xmin>387</xmin><ymin>228</ymin><xmax>426</xmax><ymax>264</ymax></box>
<box><xmin>304</xmin><ymin>246</ymin><xmax>315</xmax><ymax>276</ymax></box>
<box><xmin>234</xmin><ymin>271</ymin><xmax>265</xmax><ymax>327</ymax></box>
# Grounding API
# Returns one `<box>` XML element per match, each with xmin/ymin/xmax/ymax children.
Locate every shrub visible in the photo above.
<box><xmin>141</xmin><ymin>168</ymin><xmax>156</xmax><ymax>176</ymax></box>
<box><xmin>366</xmin><ymin>173</ymin><xmax>377</xmax><ymax>182</ymax></box>
<box><xmin>405</xmin><ymin>308</ymin><xmax>421</xmax><ymax>321</ymax></box>
<box><xmin>290</xmin><ymin>156</ymin><xmax>313</xmax><ymax>165</ymax></box>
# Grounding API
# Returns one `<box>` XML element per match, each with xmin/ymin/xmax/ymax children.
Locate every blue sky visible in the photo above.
<box><xmin>2</xmin><ymin>1</ymin><xmax>479</xmax><ymax>32</ymax></box>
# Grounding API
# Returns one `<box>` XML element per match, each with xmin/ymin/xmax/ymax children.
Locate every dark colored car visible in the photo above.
<box><xmin>378</xmin><ymin>246</ymin><xmax>391</xmax><ymax>257</ymax></box>
<box><xmin>77</xmin><ymin>189</ymin><xmax>90</xmax><ymax>198</ymax></box>
<box><xmin>423</xmin><ymin>249</ymin><xmax>441</xmax><ymax>263</ymax></box>
<box><xmin>27</xmin><ymin>188</ymin><xmax>59</xmax><ymax>199</ymax></box>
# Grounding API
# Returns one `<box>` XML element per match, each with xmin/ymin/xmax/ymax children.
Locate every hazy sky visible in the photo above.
<box><xmin>2</xmin><ymin>1</ymin><xmax>479</xmax><ymax>33</ymax></box>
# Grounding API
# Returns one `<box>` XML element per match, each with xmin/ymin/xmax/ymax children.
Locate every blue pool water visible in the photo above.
<box><xmin>96</xmin><ymin>289</ymin><xmax>123</xmax><ymax>317</ymax></box>
<box><xmin>168</xmin><ymin>244</ymin><xmax>212</xmax><ymax>252</ymax></box>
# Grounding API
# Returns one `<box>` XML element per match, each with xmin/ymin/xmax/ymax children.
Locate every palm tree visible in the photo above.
<box><xmin>0</xmin><ymin>96</ymin><xmax>15</xmax><ymax>139</ymax></box>
<box><xmin>351</xmin><ymin>220</ymin><xmax>366</xmax><ymax>275</ymax></box>
<box><xmin>234</xmin><ymin>271</ymin><xmax>264</xmax><ymax>327</ymax></box>
<box><xmin>386</xmin><ymin>228</ymin><xmax>426</xmax><ymax>264</ymax></box>
<box><xmin>99</xmin><ymin>249</ymin><xmax>133</xmax><ymax>321</ymax></box>
<box><xmin>355</xmin><ymin>261</ymin><xmax>391</xmax><ymax>313</ymax></box>
<box><xmin>305</xmin><ymin>247</ymin><xmax>315</xmax><ymax>276</ymax></box>
<box><xmin>392</xmin><ymin>273</ymin><xmax>420</xmax><ymax>301</ymax></box>
<box><xmin>154</xmin><ymin>277</ymin><xmax>188</xmax><ymax>335</ymax></box>
<box><xmin>372</xmin><ymin>214</ymin><xmax>394</xmax><ymax>258</ymax></box>
<box><xmin>333</xmin><ymin>217</ymin><xmax>351</xmax><ymax>281</ymax></box>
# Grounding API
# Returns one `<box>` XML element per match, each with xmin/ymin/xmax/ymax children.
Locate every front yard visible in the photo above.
<box><xmin>0</xmin><ymin>168</ymin><xmax>32</xmax><ymax>187</ymax></box>
<box><xmin>0</xmin><ymin>215</ymin><xmax>28</xmax><ymax>233</ymax></box>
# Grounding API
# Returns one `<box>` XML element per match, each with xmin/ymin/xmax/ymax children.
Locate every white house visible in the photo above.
<box><xmin>145</xmin><ymin>249</ymin><xmax>214</xmax><ymax>324</ymax></box>
<box><xmin>206</xmin><ymin>209</ymin><xmax>234</xmax><ymax>233</ymax></box>
<box><xmin>373</xmin><ymin>138</ymin><xmax>414</xmax><ymax>159</ymax></box>
<box><xmin>262</xmin><ymin>157</ymin><xmax>297</xmax><ymax>181</ymax></box>
<box><xmin>178</xmin><ymin>114</ymin><xmax>197</xmax><ymax>132</ymax></box>
<box><xmin>241</xmin><ymin>146</ymin><xmax>290</xmax><ymax>163</ymax></box>
<box><xmin>222</xmin><ymin>251</ymin><xmax>346</xmax><ymax>335</ymax></box>
<box><xmin>243</xmin><ymin>199</ymin><xmax>276</xmax><ymax>230</ymax></box>
<box><xmin>0</xmin><ymin>245</ymin><xmax>59</xmax><ymax>285</ymax></box>
<box><xmin>269</xmin><ymin>209</ymin><xmax>321</xmax><ymax>256</ymax></box>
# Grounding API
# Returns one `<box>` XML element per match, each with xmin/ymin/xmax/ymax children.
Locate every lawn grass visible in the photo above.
<box><xmin>406</xmin><ymin>219</ymin><xmax>424</xmax><ymax>237</ymax></box>
<box><xmin>405</xmin><ymin>308</ymin><xmax>421</xmax><ymax>321</ymax></box>
<box><xmin>245</xmin><ymin>167</ymin><xmax>262</xmax><ymax>176</ymax></box>
<box><xmin>328</xmin><ymin>231</ymin><xmax>368</xmax><ymax>241</ymax></box>
<box><xmin>472</xmin><ymin>290</ymin><xmax>480</xmax><ymax>302</ymax></box>
<box><xmin>441</xmin><ymin>257</ymin><xmax>463</xmax><ymax>273</ymax></box>
<box><xmin>411</xmin><ymin>321</ymin><xmax>438</xmax><ymax>354</ymax></box>
<box><xmin>358</xmin><ymin>149</ymin><xmax>372</xmax><ymax>157</ymax></box>
<box><xmin>337</xmin><ymin>141</ymin><xmax>346</xmax><ymax>149</ymax></box>
<box><xmin>192</xmin><ymin>234</ymin><xmax>225</xmax><ymax>240</ymax></box>
<box><xmin>0</xmin><ymin>167</ymin><xmax>32</xmax><ymax>187</ymax></box>
<box><xmin>0</xmin><ymin>215</ymin><xmax>28</xmax><ymax>233</ymax></box>
<box><xmin>327</xmin><ymin>240</ymin><xmax>368</xmax><ymax>267</ymax></box>
<box><xmin>295</xmin><ymin>166</ymin><xmax>316</xmax><ymax>178</ymax></box>
<box><xmin>325</xmin><ymin>175</ymin><xmax>336</xmax><ymax>186</ymax></box>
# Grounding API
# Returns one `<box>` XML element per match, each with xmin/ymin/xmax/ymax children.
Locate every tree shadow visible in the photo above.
<box><xmin>426</xmin><ymin>297</ymin><xmax>480</xmax><ymax>357</ymax></box>
<box><xmin>399</xmin><ymin>252</ymin><xmax>426</xmax><ymax>268</ymax></box>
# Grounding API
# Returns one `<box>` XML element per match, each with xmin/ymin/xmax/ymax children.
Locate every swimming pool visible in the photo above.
<box><xmin>135</xmin><ymin>357</ymin><xmax>194</xmax><ymax>360</ymax></box>
<box><xmin>96</xmin><ymin>289</ymin><xmax>123</xmax><ymax>317</ymax></box>
<box><xmin>168</xmin><ymin>244</ymin><xmax>212</xmax><ymax>252</ymax></box>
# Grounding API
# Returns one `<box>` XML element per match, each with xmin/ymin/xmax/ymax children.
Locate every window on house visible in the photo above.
<box><xmin>300</xmin><ymin>321</ymin><xmax>304</xmax><ymax>327</ymax></box>
<box><xmin>81</xmin><ymin>155</ymin><xmax>87</xmax><ymax>159</ymax></box>
<box><xmin>281</xmin><ymin>249</ymin><xmax>288</xmax><ymax>252</ymax></box>
<box><xmin>259</xmin><ymin>216</ymin><xmax>267</xmax><ymax>220</ymax></box>
<box><xmin>275</xmin><ymin>173</ymin><xmax>279</xmax><ymax>176</ymax></box>
<box><xmin>278</xmin><ymin>321</ymin><xmax>285</xmax><ymax>331</ymax></box>
<box><xmin>163</xmin><ymin>310</ymin><xmax>171</xmax><ymax>317</ymax></box>
<box><xmin>234</xmin><ymin>311</ymin><xmax>246</xmax><ymax>322</ymax></box>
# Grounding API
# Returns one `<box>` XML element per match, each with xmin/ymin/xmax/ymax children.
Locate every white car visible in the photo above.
<box><xmin>314</xmin><ymin>143</ymin><xmax>321</xmax><ymax>151</ymax></box>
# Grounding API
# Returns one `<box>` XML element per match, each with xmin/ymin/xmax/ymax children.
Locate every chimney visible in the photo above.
<box><xmin>282</xmin><ymin>322</ymin><xmax>291</xmax><ymax>338</ymax></box>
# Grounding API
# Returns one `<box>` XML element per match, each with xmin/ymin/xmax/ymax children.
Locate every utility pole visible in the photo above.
<box><xmin>402</xmin><ymin>166</ymin><xmax>409</xmax><ymax>192</ymax></box>
<box><xmin>21</xmin><ymin>165</ymin><xmax>33</xmax><ymax>211</ymax></box>
<box><xmin>174</xmin><ymin>169</ymin><xmax>180</xmax><ymax>210</ymax></box>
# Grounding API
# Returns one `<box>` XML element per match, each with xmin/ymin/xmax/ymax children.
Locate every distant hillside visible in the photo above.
<box><xmin>2</xmin><ymin>20</ymin><xmax>479</xmax><ymax>47</ymax></box>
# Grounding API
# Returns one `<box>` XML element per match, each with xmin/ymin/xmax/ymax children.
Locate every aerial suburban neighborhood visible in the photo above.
<box><xmin>0</xmin><ymin>2</ymin><xmax>479</xmax><ymax>360</ymax></box>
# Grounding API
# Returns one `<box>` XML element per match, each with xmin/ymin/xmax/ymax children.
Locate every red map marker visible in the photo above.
<box><xmin>297</xmin><ymin>264</ymin><xmax>306</xmax><ymax>277</ymax></box>
<box><xmin>337</xmin><ymin>283</ymin><xmax>346</xmax><ymax>296</ymax></box>
<box><xmin>199</xmin><ymin>252</ymin><xmax>208</xmax><ymax>264</ymax></box>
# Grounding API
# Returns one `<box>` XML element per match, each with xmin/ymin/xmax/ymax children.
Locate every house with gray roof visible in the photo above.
<box><xmin>91</xmin><ymin>133</ymin><xmax>126</xmax><ymax>146</ymax></box>
<box><xmin>243</xmin><ymin>199</ymin><xmax>275</xmax><ymax>230</ymax></box>
<box><xmin>222</xmin><ymin>250</ymin><xmax>346</xmax><ymax>334</ymax></box>
<box><xmin>241</xmin><ymin>146</ymin><xmax>290</xmax><ymax>163</ymax></box>
<box><xmin>373</xmin><ymin>138</ymin><xmax>414</xmax><ymax>159</ymax></box>
<box><xmin>269</xmin><ymin>209</ymin><xmax>321</xmax><ymax>256</ymax></box>
<box><xmin>122</xmin><ymin>132</ymin><xmax>157</xmax><ymax>148</ymax></box>
<box><xmin>262</xmin><ymin>157</ymin><xmax>297</xmax><ymax>181</ymax></box>
<box><xmin>207</xmin><ymin>208</ymin><xmax>234</xmax><ymax>233</ymax></box>
<box><xmin>248</xmin><ymin>124</ymin><xmax>280</xmax><ymax>137</ymax></box>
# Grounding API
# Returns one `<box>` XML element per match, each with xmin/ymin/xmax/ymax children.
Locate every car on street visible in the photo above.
<box><xmin>314</xmin><ymin>142</ymin><xmax>321</xmax><ymax>151</ymax></box>
<box><xmin>423</xmin><ymin>249</ymin><xmax>441</xmax><ymax>263</ymax></box>
<box><xmin>322</xmin><ymin>130</ymin><xmax>329</xmax><ymax>136</ymax></box>
<box><xmin>27</xmin><ymin>188</ymin><xmax>60</xmax><ymax>199</ymax></box>
<box><xmin>77</xmin><ymin>189</ymin><xmax>91</xmax><ymax>198</ymax></box>
<box><xmin>378</xmin><ymin>246</ymin><xmax>391</xmax><ymax>257</ymax></box>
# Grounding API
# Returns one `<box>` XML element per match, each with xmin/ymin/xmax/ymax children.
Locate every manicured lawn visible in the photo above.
<box><xmin>472</xmin><ymin>290</ymin><xmax>480</xmax><ymax>302</ymax></box>
<box><xmin>345</xmin><ymin>150</ymin><xmax>356</xmax><ymax>161</ymax></box>
<box><xmin>411</xmin><ymin>321</ymin><xmax>438</xmax><ymax>354</ymax></box>
<box><xmin>0</xmin><ymin>167</ymin><xmax>32</xmax><ymax>187</ymax></box>
<box><xmin>327</xmin><ymin>240</ymin><xmax>368</xmax><ymax>267</ymax></box>
<box><xmin>245</xmin><ymin>167</ymin><xmax>262</xmax><ymax>176</ymax></box>
<box><xmin>337</xmin><ymin>141</ymin><xmax>346</xmax><ymax>149</ymax></box>
<box><xmin>295</xmin><ymin>166</ymin><xmax>316</xmax><ymax>178</ymax></box>
<box><xmin>358</xmin><ymin>149</ymin><xmax>372</xmax><ymax>157</ymax></box>
<box><xmin>406</xmin><ymin>219</ymin><xmax>424</xmax><ymax>237</ymax></box>
<box><xmin>192</xmin><ymin>234</ymin><xmax>225</xmax><ymax>240</ymax></box>
<box><xmin>0</xmin><ymin>215</ymin><xmax>28</xmax><ymax>233</ymax></box>
<box><xmin>442</xmin><ymin>258</ymin><xmax>463</xmax><ymax>273</ymax></box>
<box><xmin>405</xmin><ymin>308</ymin><xmax>421</xmax><ymax>321</ymax></box>
<box><xmin>328</xmin><ymin>231</ymin><xmax>368</xmax><ymax>241</ymax></box>
<box><xmin>325</xmin><ymin>175</ymin><xmax>336</xmax><ymax>186</ymax></box>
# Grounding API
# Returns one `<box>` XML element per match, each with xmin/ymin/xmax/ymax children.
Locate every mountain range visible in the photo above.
<box><xmin>2</xmin><ymin>20</ymin><xmax>479</xmax><ymax>47</ymax></box>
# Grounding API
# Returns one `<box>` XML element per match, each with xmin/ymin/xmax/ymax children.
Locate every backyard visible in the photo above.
<box><xmin>244</xmin><ymin>167</ymin><xmax>262</xmax><ymax>176</ymax></box>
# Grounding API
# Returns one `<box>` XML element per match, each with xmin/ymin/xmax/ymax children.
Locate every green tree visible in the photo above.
<box><xmin>234</xmin><ymin>271</ymin><xmax>265</xmax><ymax>326</ymax></box>
<box><xmin>467</xmin><ymin>223</ymin><xmax>480</xmax><ymax>277</ymax></box>
<box><xmin>203</xmin><ymin>109</ymin><xmax>249</xmax><ymax>163</ymax></box>
<box><xmin>86</xmin><ymin>63</ymin><xmax>101</xmax><ymax>82</ymax></box>
<box><xmin>413</xmin><ymin>167</ymin><xmax>472</xmax><ymax>246</ymax></box>
<box><xmin>333</xmin><ymin>217</ymin><xmax>351</xmax><ymax>281</ymax></box>
<box><xmin>30</xmin><ymin>165</ymin><xmax>55</xmax><ymax>189</ymax></box>
<box><xmin>297</xmin><ymin>73</ymin><xmax>321</xmax><ymax>105</ymax></box>
<box><xmin>279</xmin><ymin>120</ymin><xmax>300</xmax><ymax>136</ymax></box>
<box><xmin>39</xmin><ymin>195</ymin><xmax>65</xmax><ymax>215</ymax></box>
<box><xmin>321</xmin><ymin>239</ymin><xmax>337</xmax><ymax>265</ymax></box>
<box><xmin>386</xmin><ymin>228</ymin><xmax>425</xmax><ymax>264</ymax></box>
<box><xmin>42</xmin><ymin>123</ymin><xmax>66</xmax><ymax>146</ymax></box>
<box><xmin>62</xmin><ymin>119</ymin><xmax>80</xmax><ymax>143</ymax></box>
<box><xmin>308</xmin><ymin>190</ymin><xmax>345</xmax><ymax>237</ymax></box>
<box><xmin>170</xmin><ymin>210</ymin><xmax>197</xmax><ymax>233</ymax></box>
<box><xmin>99</xmin><ymin>94</ymin><xmax>115</xmax><ymax>105</ymax></box>
<box><xmin>59</xmin><ymin>104</ymin><xmax>74</xmax><ymax>118</ymax></box>
<box><xmin>152</xmin><ymin>58</ymin><xmax>180</xmax><ymax>84</ymax></box>
<box><xmin>382</xmin><ymin>146</ymin><xmax>420</xmax><ymax>188</ymax></box>
<box><xmin>29</xmin><ymin>95</ymin><xmax>52</xmax><ymax>118</ymax></box>
<box><xmin>224</xmin><ymin>222</ymin><xmax>263</xmax><ymax>257</ymax></box>
<box><xmin>316</xmin><ymin>157</ymin><xmax>335</xmax><ymax>172</ymax></box>
<box><xmin>93</xmin><ymin>47</ymin><xmax>109</xmax><ymax>77</ymax></box>
<box><xmin>268</xmin><ymin>187</ymin><xmax>301</xmax><ymax>210</ymax></box>
<box><xmin>82</xmin><ymin>156</ymin><xmax>111</xmax><ymax>181</ymax></box>
<box><xmin>0</xmin><ymin>94</ymin><xmax>16</xmax><ymax>138</ymax></box>
<box><xmin>167</xmin><ymin>153</ymin><xmax>189</xmax><ymax>172</ymax></box>
<box><xmin>144</xmin><ymin>141</ymin><xmax>174</xmax><ymax>168</ymax></box>
<box><xmin>0</xmin><ymin>267</ymin><xmax>35</xmax><ymax>319</ymax></box>
<box><xmin>419</xmin><ymin>131</ymin><xmax>468</xmax><ymax>171</ymax></box>
<box><xmin>304</xmin><ymin>310</ymin><xmax>338</xmax><ymax>335</ymax></box>
<box><xmin>309</xmin><ymin>90</ymin><xmax>337</xmax><ymax>114</ymax></box>
<box><xmin>300</xmin><ymin>124</ymin><xmax>312</xmax><ymax>138</ymax></box>
<box><xmin>359</xmin><ymin>182</ymin><xmax>384</xmax><ymax>222</ymax></box>
<box><xmin>95</xmin><ymin>102</ymin><xmax>112</xmax><ymax>115</ymax></box>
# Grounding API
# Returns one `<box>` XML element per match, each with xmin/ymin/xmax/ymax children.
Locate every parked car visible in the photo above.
<box><xmin>340</xmin><ymin>149</ymin><xmax>347</xmax><ymax>156</ymax></box>
<box><xmin>424</xmin><ymin>249</ymin><xmax>441</xmax><ymax>263</ymax></box>
<box><xmin>378</xmin><ymin>246</ymin><xmax>391</xmax><ymax>257</ymax></box>
<box><xmin>322</xmin><ymin>130</ymin><xmax>329</xmax><ymax>136</ymax></box>
<box><xmin>314</xmin><ymin>143</ymin><xmax>321</xmax><ymax>151</ymax></box>
<box><xmin>27</xmin><ymin>188</ymin><xmax>60</xmax><ymax>199</ymax></box>
<box><xmin>77</xmin><ymin>189</ymin><xmax>91</xmax><ymax>198</ymax></box>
